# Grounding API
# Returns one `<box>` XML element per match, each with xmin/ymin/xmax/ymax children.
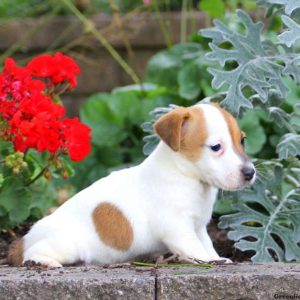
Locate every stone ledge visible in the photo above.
<box><xmin>0</xmin><ymin>263</ymin><xmax>299</xmax><ymax>300</ymax></box>
<box><xmin>157</xmin><ymin>263</ymin><xmax>300</xmax><ymax>300</ymax></box>
<box><xmin>0</xmin><ymin>266</ymin><xmax>155</xmax><ymax>300</ymax></box>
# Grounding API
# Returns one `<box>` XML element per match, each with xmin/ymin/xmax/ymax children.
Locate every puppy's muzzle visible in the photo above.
<box><xmin>241</xmin><ymin>166</ymin><xmax>255</xmax><ymax>182</ymax></box>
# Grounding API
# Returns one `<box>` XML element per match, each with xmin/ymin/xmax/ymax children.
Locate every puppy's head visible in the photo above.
<box><xmin>154</xmin><ymin>103</ymin><xmax>256</xmax><ymax>190</ymax></box>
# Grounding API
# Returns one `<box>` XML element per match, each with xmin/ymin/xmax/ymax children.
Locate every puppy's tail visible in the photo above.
<box><xmin>7</xmin><ymin>238</ymin><xmax>24</xmax><ymax>266</ymax></box>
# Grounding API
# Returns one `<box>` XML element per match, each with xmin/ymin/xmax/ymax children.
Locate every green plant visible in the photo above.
<box><xmin>199</xmin><ymin>1</ymin><xmax>300</xmax><ymax>262</ymax></box>
<box><xmin>71</xmin><ymin>84</ymin><xmax>190</xmax><ymax>190</ymax></box>
<box><xmin>60</xmin><ymin>0</ymin><xmax>300</xmax><ymax>262</ymax></box>
<box><xmin>0</xmin><ymin>53</ymin><xmax>90</xmax><ymax>230</ymax></box>
<box><xmin>141</xmin><ymin>1</ymin><xmax>300</xmax><ymax>262</ymax></box>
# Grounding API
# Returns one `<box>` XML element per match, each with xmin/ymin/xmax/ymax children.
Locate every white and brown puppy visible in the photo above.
<box><xmin>8</xmin><ymin>103</ymin><xmax>255</xmax><ymax>267</ymax></box>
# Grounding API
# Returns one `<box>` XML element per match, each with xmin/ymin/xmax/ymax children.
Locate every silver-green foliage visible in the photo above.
<box><xmin>219</xmin><ymin>161</ymin><xmax>300</xmax><ymax>262</ymax></box>
<box><xmin>200</xmin><ymin>1</ymin><xmax>300</xmax><ymax>262</ymax></box>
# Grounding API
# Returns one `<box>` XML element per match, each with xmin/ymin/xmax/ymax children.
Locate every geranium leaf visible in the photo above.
<box><xmin>0</xmin><ymin>177</ymin><xmax>32</xmax><ymax>224</ymax></box>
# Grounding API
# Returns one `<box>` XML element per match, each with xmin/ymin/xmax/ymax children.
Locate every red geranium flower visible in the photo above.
<box><xmin>60</xmin><ymin>118</ymin><xmax>92</xmax><ymax>162</ymax></box>
<box><xmin>27</xmin><ymin>52</ymin><xmax>80</xmax><ymax>89</ymax></box>
<box><xmin>0</xmin><ymin>54</ymin><xmax>91</xmax><ymax>162</ymax></box>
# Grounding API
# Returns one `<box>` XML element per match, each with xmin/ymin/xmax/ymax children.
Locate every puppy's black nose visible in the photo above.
<box><xmin>241</xmin><ymin>166</ymin><xmax>255</xmax><ymax>181</ymax></box>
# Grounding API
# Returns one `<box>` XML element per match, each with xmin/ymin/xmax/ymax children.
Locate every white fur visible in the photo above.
<box><xmin>22</xmin><ymin>103</ymin><xmax>255</xmax><ymax>267</ymax></box>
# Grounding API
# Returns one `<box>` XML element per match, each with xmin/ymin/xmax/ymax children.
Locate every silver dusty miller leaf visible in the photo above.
<box><xmin>200</xmin><ymin>10</ymin><xmax>290</xmax><ymax>116</ymax></box>
<box><xmin>256</xmin><ymin>0</ymin><xmax>300</xmax><ymax>15</ymax></box>
<box><xmin>219</xmin><ymin>163</ymin><xmax>300</xmax><ymax>262</ymax></box>
<box><xmin>277</xmin><ymin>133</ymin><xmax>300</xmax><ymax>159</ymax></box>
<box><xmin>257</xmin><ymin>0</ymin><xmax>300</xmax><ymax>47</ymax></box>
<box><xmin>278</xmin><ymin>15</ymin><xmax>300</xmax><ymax>47</ymax></box>
<box><xmin>141</xmin><ymin>105</ymin><xmax>175</xmax><ymax>155</ymax></box>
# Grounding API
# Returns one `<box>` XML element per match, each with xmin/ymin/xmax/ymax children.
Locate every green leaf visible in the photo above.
<box><xmin>199</xmin><ymin>0</ymin><xmax>225</xmax><ymax>18</ymax></box>
<box><xmin>29</xmin><ymin>180</ymin><xmax>56</xmax><ymax>219</ymax></box>
<box><xmin>200</xmin><ymin>9</ymin><xmax>290</xmax><ymax>115</ymax></box>
<box><xmin>178</xmin><ymin>62</ymin><xmax>202</xmax><ymax>100</ymax></box>
<box><xmin>238</xmin><ymin>110</ymin><xmax>267</xmax><ymax>155</ymax></box>
<box><xmin>277</xmin><ymin>133</ymin><xmax>300</xmax><ymax>159</ymax></box>
<box><xmin>219</xmin><ymin>163</ymin><xmax>300</xmax><ymax>262</ymax></box>
<box><xmin>146</xmin><ymin>51</ymin><xmax>182</xmax><ymax>88</ymax></box>
<box><xmin>0</xmin><ymin>177</ymin><xmax>32</xmax><ymax>224</ymax></box>
<box><xmin>146</xmin><ymin>43</ymin><xmax>204</xmax><ymax>89</ymax></box>
<box><xmin>257</xmin><ymin>0</ymin><xmax>300</xmax><ymax>15</ymax></box>
<box><xmin>283</xmin><ymin>57</ymin><xmax>300</xmax><ymax>85</ymax></box>
<box><xmin>80</xmin><ymin>93</ymin><xmax>127</xmax><ymax>147</ymax></box>
<box><xmin>69</xmin><ymin>147</ymin><xmax>123</xmax><ymax>190</ymax></box>
<box><xmin>268</xmin><ymin>106</ymin><xmax>290</xmax><ymax>128</ymax></box>
<box><xmin>290</xmin><ymin>104</ymin><xmax>300</xmax><ymax>131</ymax></box>
<box><xmin>142</xmin><ymin>105</ymin><xmax>175</xmax><ymax>156</ymax></box>
<box><xmin>143</xmin><ymin>134</ymin><xmax>160</xmax><ymax>156</ymax></box>
<box><xmin>278</xmin><ymin>15</ymin><xmax>300</xmax><ymax>47</ymax></box>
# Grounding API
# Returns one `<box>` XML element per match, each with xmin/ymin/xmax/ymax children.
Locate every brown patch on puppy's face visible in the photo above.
<box><xmin>212</xmin><ymin>104</ymin><xmax>248</xmax><ymax>161</ymax></box>
<box><xmin>93</xmin><ymin>202</ymin><xmax>133</xmax><ymax>251</ymax></box>
<box><xmin>154</xmin><ymin>107</ymin><xmax>207</xmax><ymax>161</ymax></box>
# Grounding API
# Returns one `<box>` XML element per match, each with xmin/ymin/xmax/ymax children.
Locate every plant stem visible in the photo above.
<box><xmin>25</xmin><ymin>166</ymin><xmax>48</xmax><ymax>187</ymax></box>
<box><xmin>180</xmin><ymin>0</ymin><xmax>188</xmax><ymax>44</ymax></box>
<box><xmin>109</xmin><ymin>0</ymin><xmax>134</xmax><ymax>61</ymax></box>
<box><xmin>132</xmin><ymin>261</ymin><xmax>212</xmax><ymax>267</ymax></box>
<box><xmin>153</xmin><ymin>0</ymin><xmax>172</xmax><ymax>48</ymax></box>
<box><xmin>61</xmin><ymin>0</ymin><xmax>141</xmax><ymax>85</ymax></box>
<box><xmin>0</xmin><ymin>5</ymin><xmax>59</xmax><ymax>64</ymax></box>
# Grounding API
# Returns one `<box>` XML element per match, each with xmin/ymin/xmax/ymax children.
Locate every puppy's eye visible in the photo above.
<box><xmin>210</xmin><ymin>144</ymin><xmax>221</xmax><ymax>152</ymax></box>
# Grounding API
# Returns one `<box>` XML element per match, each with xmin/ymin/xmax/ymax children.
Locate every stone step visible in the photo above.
<box><xmin>0</xmin><ymin>263</ymin><xmax>299</xmax><ymax>300</ymax></box>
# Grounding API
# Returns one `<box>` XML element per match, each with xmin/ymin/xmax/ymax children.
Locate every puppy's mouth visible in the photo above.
<box><xmin>208</xmin><ymin>176</ymin><xmax>256</xmax><ymax>191</ymax></box>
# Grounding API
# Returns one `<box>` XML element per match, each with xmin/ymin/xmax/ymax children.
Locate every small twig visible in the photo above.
<box><xmin>62</xmin><ymin>0</ymin><xmax>141</xmax><ymax>85</ymax></box>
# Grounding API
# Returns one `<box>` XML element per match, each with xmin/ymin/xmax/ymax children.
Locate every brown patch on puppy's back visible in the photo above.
<box><xmin>93</xmin><ymin>202</ymin><xmax>133</xmax><ymax>251</ymax></box>
<box><xmin>8</xmin><ymin>238</ymin><xmax>24</xmax><ymax>266</ymax></box>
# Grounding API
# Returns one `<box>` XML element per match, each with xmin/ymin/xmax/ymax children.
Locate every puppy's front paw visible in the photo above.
<box><xmin>209</xmin><ymin>257</ymin><xmax>233</xmax><ymax>264</ymax></box>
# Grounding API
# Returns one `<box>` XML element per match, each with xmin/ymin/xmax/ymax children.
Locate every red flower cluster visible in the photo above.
<box><xmin>27</xmin><ymin>53</ymin><xmax>80</xmax><ymax>88</ymax></box>
<box><xmin>0</xmin><ymin>53</ymin><xmax>91</xmax><ymax>162</ymax></box>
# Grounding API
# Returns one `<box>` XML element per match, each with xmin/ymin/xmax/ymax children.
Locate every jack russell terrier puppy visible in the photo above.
<box><xmin>8</xmin><ymin>103</ymin><xmax>255</xmax><ymax>267</ymax></box>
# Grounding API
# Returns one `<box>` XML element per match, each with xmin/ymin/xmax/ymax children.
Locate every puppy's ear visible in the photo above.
<box><xmin>154</xmin><ymin>107</ymin><xmax>190</xmax><ymax>151</ymax></box>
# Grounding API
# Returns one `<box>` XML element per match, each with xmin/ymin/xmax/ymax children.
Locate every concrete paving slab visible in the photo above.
<box><xmin>157</xmin><ymin>263</ymin><xmax>300</xmax><ymax>300</ymax></box>
<box><xmin>0</xmin><ymin>263</ymin><xmax>299</xmax><ymax>300</ymax></box>
<box><xmin>0</xmin><ymin>265</ymin><xmax>155</xmax><ymax>300</ymax></box>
